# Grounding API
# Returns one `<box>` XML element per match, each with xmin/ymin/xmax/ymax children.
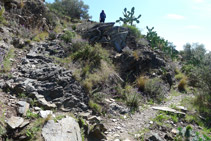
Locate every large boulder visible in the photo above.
<box><xmin>80</xmin><ymin>22</ymin><xmax>128</xmax><ymax>52</ymax></box>
<box><xmin>42</xmin><ymin>116</ymin><xmax>82</xmax><ymax>141</ymax></box>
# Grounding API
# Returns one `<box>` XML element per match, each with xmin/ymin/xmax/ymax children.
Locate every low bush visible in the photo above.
<box><xmin>175</xmin><ymin>72</ymin><xmax>185</xmax><ymax>81</ymax></box>
<box><xmin>144</xmin><ymin>78</ymin><xmax>164</xmax><ymax>103</ymax></box>
<box><xmin>0</xmin><ymin>7</ymin><xmax>7</xmax><ymax>25</ymax></box>
<box><xmin>88</xmin><ymin>100</ymin><xmax>102</xmax><ymax>114</ymax></box>
<box><xmin>71</xmin><ymin>43</ymin><xmax>110</xmax><ymax>70</ymax></box>
<box><xmin>123</xmin><ymin>24</ymin><xmax>142</xmax><ymax>39</ymax></box>
<box><xmin>32</xmin><ymin>31</ymin><xmax>49</xmax><ymax>42</ymax></box>
<box><xmin>46</xmin><ymin>0</ymin><xmax>90</xmax><ymax>19</ymax></box>
<box><xmin>0</xmin><ymin>48</ymin><xmax>15</xmax><ymax>73</ymax></box>
<box><xmin>118</xmin><ymin>84</ymin><xmax>141</xmax><ymax>111</ymax></box>
<box><xmin>61</xmin><ymin>30</ymin><xmax>76</xmax><ymax>43</ymax></box>
<box><xmin>49</xmin><ymin>31</ymin><xmax>57</xmax><ymax>40</ymax></box>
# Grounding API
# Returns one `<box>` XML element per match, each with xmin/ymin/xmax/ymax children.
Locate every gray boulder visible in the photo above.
<box><xmin>42</xmin><ymin>116</ymin><xmax>82</xmax><ymax>141</ymax></box>
<box><xmin>17</xmin><ymin>101</ymin><xmax>30</xmax><ymax>116</ymax></box>
<box><xmin>6</xmin><ymin>116</ymin><xmax>24</xmax><ymax>129</ymax></box>
<box><xmin>81</xmin><ymin>22</ymin><xmax>128</xmax><ymax>52</ymax></box>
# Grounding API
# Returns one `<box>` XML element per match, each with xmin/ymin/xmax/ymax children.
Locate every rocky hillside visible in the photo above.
<box><xmin>0</xmin><ymin>0</ymin><xmax>210</xmax><ymax>141</ymax></box>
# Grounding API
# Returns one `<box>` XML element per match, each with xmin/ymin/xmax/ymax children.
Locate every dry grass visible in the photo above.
<box><xmin>136</xmin><ymin>75</ymin><xmax>148</xmax><ymax>91</ymax></box>
<box><xmin>82</xmin><ymin>60</ymin><xmax>114</xmax><ymax>93</ymax></box>
<box><xmin>133</xmin><ymin>50</ymin><xmax>139</xmax><ymax>61</ymax></box>
<box><xmin>20</xmin><ymin>0</ymin><xmax>24</xmax><ymax>9</ymax></box>
<box><xmin>178</xmin><ymin>77</ymin><xmax>187</xmax><ymax>91</ymax></box>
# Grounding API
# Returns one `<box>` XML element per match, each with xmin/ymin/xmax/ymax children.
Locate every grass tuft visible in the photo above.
<box><xmin>178</xmin><ymin>77</ymin><xmax>187</xmax><ymax>92</ymax></box>
<box><xmin>136</xmin><ymin>75</ymin><xmax>147</xmax><ymax>91</ymax></box>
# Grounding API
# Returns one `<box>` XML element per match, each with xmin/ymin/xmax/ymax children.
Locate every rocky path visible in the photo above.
<box><xmin>2</xmin><ymin>41</ymin><xmax>89</xmax><ymax>112</ymax></box>
<box><xmin>103</xmin><ymin>93</ymin><xmax>193</xmax><ymax>141</ymax></box>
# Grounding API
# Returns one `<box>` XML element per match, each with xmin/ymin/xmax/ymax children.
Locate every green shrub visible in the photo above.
<box><xmin>26</xmin><ymin>110</ymin><xmax>39</xmax><ymax>119</ymax></box>
<box><xmin>88</xmin><ymin>100</ymin><xmax>102</xmax><ymax>114</ymax></box>
<box><xmin>181</xmin><ymin>64</ymin><xmax>195</xmax><ymax>74</ymax></box>
<box><xmin>118</xmin><ymin>84</ymin><xmax>141</xmax><ymax>111</ymax></box>
<box><xmin>0</xmin><ymin>48</ymin><xmax>15</xmax><ymax>73</ymax></box>
<box><xmin>71</xmin><ymin>43</ymin><xmax>109</xmax><ymax>69</ymax></box>
<box><xmin>32</xmin><ymin>31</ymin><xmax>49</xmax><ymax>42</ymax></box>
<box><xmin>49</xmin><ymin>31</ymin><xmax>57</xmax><ymax>40</ymax></box>
<box><xmin>144</xmin><ymin>78</ymin><xmax>164</xmax><ymax>103</ymax></box>
<box><xmin>46</xmin><ymin>0</ymin><xmax>90</xmax><ymax>19</ymax></box>
<box><xmin>175</xmin><ymin>72</ymin><xmax>185</xmax><ymax>80</ymax></box>
<box><xmin>123</xmin><ymin>24</ymin><xmax>142</xmax><ymax>39</ymax></box>
<box><xmin>72</xmin><ymin>25</ymin><xmax>77</xmax><ymax>30</ymax></box>
<box><xmin>125</xmin><ymin>92</ymin><xmax>140</xmax><ymax>111</ymax></box>
<box><xmin>0</xmin><ymin>7</ymin><xmax>7</xmax><ymax>25</ymax></box>
<box><xmin>61</xmin><ymin>30</ymin><xmax>75</xmax><ymax>43</ymax></box>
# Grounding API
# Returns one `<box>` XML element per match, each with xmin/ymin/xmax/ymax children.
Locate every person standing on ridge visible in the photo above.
<box><xmin>100</xmin><ymin>10</ymin><xmax>106</xmax><ymax>23</ymax></box>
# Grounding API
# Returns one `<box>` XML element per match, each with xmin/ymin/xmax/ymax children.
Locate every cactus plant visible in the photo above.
<box><xmin>146</xmin><ymin>26</ymin><xmax>178</xmax><ymax>59</ymax></box>
<box><xmin>116</xmin><ymin>7</ymin><xmax>141</xmax><ymax>26</ymax></box>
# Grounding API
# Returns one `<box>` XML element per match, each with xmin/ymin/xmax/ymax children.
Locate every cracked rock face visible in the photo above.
<box><xmin>3</xmin><ymin>42</ymin><xmax>88</xmax><ymax>112</ymax></box>
<box><xmin>80</xmin><ymin>22</ymin><xmax>128</xmax><ymax>52</ymax></box>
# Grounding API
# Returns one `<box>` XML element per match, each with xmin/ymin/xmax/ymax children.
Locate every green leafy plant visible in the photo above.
<box><xmin>61</xmin><ymin>30</ymin><xmax>75</xmax><ymax>43</ymax></box>
<box><xmin>32</xmin><ymin>31</ymin><xmax>49</xmax><ymax>42</ymax></box>
<box><xmin>26</xmin><ymin>110</ymin><xmax>39</xmax><ymax>119</ymax></box>
<box><xmin>0</xmin><ymin>48</ymin><xmax>15</xmax><ymax>73</ymax></box>
<box><xmin>88</xmin><ymin>100</ymin><xmax>102</xmax><ymax>114</ymax></box>
<box><xmin>0</xmin><ymin>7</ymin><xmax>7</xmax><ymax>25</ymax></box>
<box><xmin>116</xmin><ymin>7</ymin><xmax>141</xmax><ymax>26</ymax></box>
<box><xmin>46</xmin><ymin>0</ymin><xmax>90</xmax><ymax>19</ymax></box>
<box><xmin>54</xmin><ymin>115</ymin><xmax>65</xmax><ymax>122</ymax></box>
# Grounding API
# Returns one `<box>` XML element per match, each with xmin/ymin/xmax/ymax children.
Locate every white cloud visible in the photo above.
<box><xmin>165</xmin><ymin>14</ymin><xmax>185</xmax><ymax>20</ymax></box>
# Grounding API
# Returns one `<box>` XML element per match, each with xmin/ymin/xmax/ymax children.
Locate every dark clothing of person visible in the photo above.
<box><xmin>100</xmin><ymin>11</ymin><xmax>106</xmax><ymax>23</ymax></box>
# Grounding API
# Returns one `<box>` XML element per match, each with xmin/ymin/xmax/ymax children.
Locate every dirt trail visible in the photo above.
<box><xmin>103</xmin><ymin>93</ymin><xmax>193</xmax><ymax>141</ymax></box>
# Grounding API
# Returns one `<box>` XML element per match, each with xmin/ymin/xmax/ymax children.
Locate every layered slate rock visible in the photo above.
<box><xmin>80</xmin><ymin>22</ymin><xmax>128</xmax><ymax>52</ymax></box>
<box><xmin>42</xmin><ymin>116</ymin><xmax>82</xmax><ymax>141</ymax></box>
<box><xmin>3</xmin><ymin>42</ymin><xmax>88</xmax><ymax>112</ymax></box>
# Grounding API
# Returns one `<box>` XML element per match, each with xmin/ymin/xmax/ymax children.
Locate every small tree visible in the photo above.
<box><xmin>46</xmin><ymin>0</ymin><xmax>90</xmax><ymax>19</ymax></box>
<box><xmin>116</xmin><ymin>7</ymin><xmax>141</xmax><ymax>26</ymax></box>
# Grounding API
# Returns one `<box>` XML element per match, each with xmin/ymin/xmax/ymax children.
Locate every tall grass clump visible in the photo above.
<box><xmin>118</xmin><ymin>84</ymin><xmax>141</xmax><ymax>111</ymax></box>
<box><xmin>71</xmin><ymin>42</ymin><xmax>112</xmax><ymax>93</ymax></box>
<box><xmin>0</xmin><ymin>7</ymin><xmax>7</xmax><ymax>25</ymax></box>
<box><xmin>0</xmin><ymin>48</ymin><xmax>15</xmax><ymax>73</ymax></box>
<box><xmin>88</xmin><ymin>100</ymin><xmax>102</xmax><ymax>114</ymax></box>
<box><xmin>136</xmin><ymin>75</ymin><xmax>148</xmax><ymax>91</ymax></box>
<box><xmin>178</xmin><ymin>77</ymin><xmax>187</xmax><ymax>92</ymax></box>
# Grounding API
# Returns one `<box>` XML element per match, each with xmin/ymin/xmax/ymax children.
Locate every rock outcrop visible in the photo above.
<box><xmin>3</xmin><ymin>41</ymin><xmax>89</xmax><ymax>112</ymax></box>
<box><xmin>79</xmin><ymin>22</ymin><xmax>128</xmax><ymax>52</ymax></box>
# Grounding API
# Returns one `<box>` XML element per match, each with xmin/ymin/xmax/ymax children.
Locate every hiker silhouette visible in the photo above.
<box><xmin>100</xmin><ymin>10</ymin><xmax>106</xmax><ymax>23</ymax></box>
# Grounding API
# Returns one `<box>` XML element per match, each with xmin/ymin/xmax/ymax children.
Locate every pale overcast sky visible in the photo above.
<box><xmin>46</xmin><ymin>0</ymin><xmax>211</xmax><ymax>51</ymax></box>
